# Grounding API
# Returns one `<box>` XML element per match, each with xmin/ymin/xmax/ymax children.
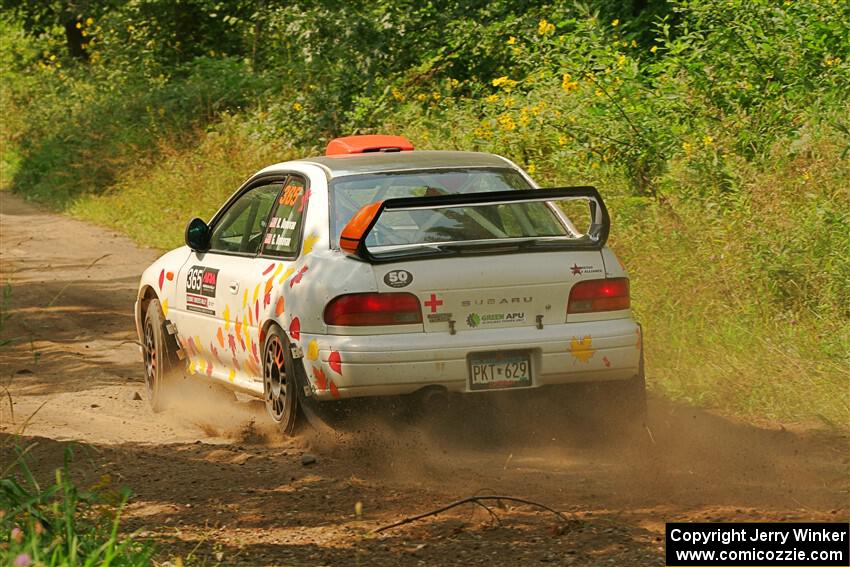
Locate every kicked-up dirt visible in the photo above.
<box><xmin>1</xmin><ymin>192</ymin><xmax>848</xmax><ymax>565</ymax></box>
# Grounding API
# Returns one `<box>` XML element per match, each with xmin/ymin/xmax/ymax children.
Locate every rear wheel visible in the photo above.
<box><xmin>263</xmin><ymin>325</ymin><xmax>301</xmax><ymax>435</ymax></box>
<box><xmin>142</xmin><ymin>298</ymin><xmax>178</xmax><ymax>412</ymax></box>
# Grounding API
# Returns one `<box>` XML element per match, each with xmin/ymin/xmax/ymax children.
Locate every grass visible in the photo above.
<box><xmin>0</xmin><ymin>444</ymin><xmax>155</xmax><ymax>565</ymax></box>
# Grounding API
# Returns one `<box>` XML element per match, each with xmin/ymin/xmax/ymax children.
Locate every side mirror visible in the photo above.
<box><xmin>185</xmin><ymin>217</ymin><xmax>211</xmax><ymax>252</ymax></box>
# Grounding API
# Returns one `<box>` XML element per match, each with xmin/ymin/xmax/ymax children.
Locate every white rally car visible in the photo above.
<box><xmin>135</xmin><ymin>135</ymin><xmax>645</xmax><ymax>434</ymax></box>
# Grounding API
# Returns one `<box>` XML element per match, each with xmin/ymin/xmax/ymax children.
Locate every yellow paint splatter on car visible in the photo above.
<box><xmin>227</xmin><ymin>369</ymin><xmax>236</xmax><ymax>383</ymax></box>
<box><xmin>279</xmin><ymin>266</ymin><xmax>296</xmax><ymax>284</ymax></box>
<box><xmin>303</xmin><ymin>232</ymin><xmax>320</xmax><ymax>255</ymax></box>
<box><xmin>307</xmin><ymin>339</ymin><xmax>319</xmax><ymax>361</ymax></box>
<box><xmin>242</xmin><ymin>288</ymin><xmax>248</xmax><ymax>309</ymax></box>
<box><xmin>569</xmin><ymin>335</ymin><xmax>595</xmax><ymax>363</ymax></box>
<box><xmin>161</xmin><ymin>299</ymin><xmax>169</xmax><ymax>317</ymax></box>
<box><xmin>223</xmin><ymin>304</ymin><xmax>231</xmax><ymax>331</ymax></box>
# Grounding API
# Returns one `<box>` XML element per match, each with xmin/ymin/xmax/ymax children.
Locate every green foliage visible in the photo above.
<box><xmin>1</xmin><ymin>445</ymin><xmax>154</xmax><ymax>565</ymax></box>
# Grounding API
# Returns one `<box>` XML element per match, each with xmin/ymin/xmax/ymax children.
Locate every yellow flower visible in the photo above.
<box><xmin>538</xmin><ymin>19</ymin><xmax>555</xmax><ymax>35</ymax></box>
<box><xmin>527</xmin><ymin>163</ymin><xmax>536</xmax><ymax>174</ymax></box>
<box><xmin>558</xmin><ymin>134</ymin><xmax>567</xmax><ymax>146</ymax></box>
<box><xmin>431</xmin><ymin>91</ymin><xmax>441</xmax><ymax>100</ymax></box>
<box><xmin>491</xmin><ymin>76</ymin><xmax>517</xmax><ymax>89</ymax></box>
<box><xmin>702</xmin><ymin>135</ymin><xmax>714</xmax><ymax>147</ymax></box>
<box><xmin>416</xmin><ymin>93</ymin><xmax>428</xmax><ymax>102</ymax></box>
<box><xmin>631</xmin><ymin>40</ymin><xmax>637</xmax><ymax>48</ymax></box>
<box><xmin>617</xmin><ymin>54</ymin><xmax>627</xmax><ymax>67</ymax></box>
<box><xmin>392</xmin><ymin>87</ymin><xmax>405</xmax><ymax>101</ymax></box>
<box><xmin>507</xmin><ymin>36</ymin><xmax>516</xmax><ymax>45</ymax></box>
<box><xmin>561</xmin><ymin>73</ymin><xmax>578</xmax><ymax>92</ymax></box>
<box><xmin>81</xmin><ymin>30</ymin><xmax>88</xmax><ymax>37</ymax></box>
<box><xmin>49</xmin><ymin>54</ymin><xmax>56</xmax><ymax>61</ymax></box>
<box><xmin>503</xmin><ymin>96</ymin><xmax>514</xmax><ymax>108</ymax></box>
<box><xmin>682</xmin><ymin>141</ymin><xmax>693</xmax><ymax>156</ymax></box>
<box><xmin>519</xmin><ymin>108</ymin><xmax>530</xmax><ymax>126</ymax></box>
<box><xmin>86</xmin><ymin>17</ymin><xmax>94</xmax><ymax>26</ymax></box>
<box><xmin>486</xmin><ymin>94</ymin><xmax>499</xmax><ymax>103</ymax></box>
<box><xmin>611</xmin><ymin>18</ymin><xmax>619</xmax><ymax>27</ymax></box>
<box><xmin>292</xmin><ymin>102</ymin><xmax>303</xmax><ymax>111</ymax></box>
<box><xmin>497</xmin><ymin>113</ymin><xmax>516</xmax><ymax>131</ymax></box>
<box><xmin>75</xmin><ymin>22</ymin><xmax>82</xmax><ymax>29</ymax></box>
<box><xmin>595</xmin><ymin>89</ymin><xmax>604</xmax><ymax>97</ymax></box>
<box><xmin>650</xmin><ymin>45</ymin><xmax>658</xmax><ymax>54</ymax></box>
<box><xmin>802</xmin><ymin>170</ymin><xmax>812</xmax><ymax>181</ymax></box>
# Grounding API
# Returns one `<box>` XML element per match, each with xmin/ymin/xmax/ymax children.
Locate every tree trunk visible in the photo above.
<box><xmin>63</xmin><ymin>18</ymin><xmax>88</xmax><ymax>60</ymax></box>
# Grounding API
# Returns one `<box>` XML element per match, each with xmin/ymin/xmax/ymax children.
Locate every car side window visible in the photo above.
<box><xmin>209</xmin><ymin>183</ymin><xmax>282</xmax><ymax>254</ymax></box>
<box><xmin>261</xmin><ymin>176</ymin><xmax>308</xmax><ymax>258</ymax></box>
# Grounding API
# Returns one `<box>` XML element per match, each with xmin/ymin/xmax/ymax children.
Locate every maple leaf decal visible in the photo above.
<box><xmin>569</xmin><ymin>335</ymin><xmax>596</xmax><ymax>363</ymax></box>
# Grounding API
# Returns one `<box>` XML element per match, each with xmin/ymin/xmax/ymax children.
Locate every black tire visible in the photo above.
<box><xmin>262</xmin><ymin>325</ymin><xmax>301</xmax><ymax>435</ymax></box>
<box><xmin>142</xmin><ymin>298</ymin><xmax>178</xmax><ymax>413</ymax></box>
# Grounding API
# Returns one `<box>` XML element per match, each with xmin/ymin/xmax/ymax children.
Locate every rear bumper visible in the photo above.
<box><xmin>301</xmin><ymin>318</ymin><xmax>641</xmax><ymax>400</ymax></box>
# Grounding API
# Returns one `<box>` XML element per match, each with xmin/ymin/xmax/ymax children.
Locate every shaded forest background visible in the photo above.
<box><xmin>1</xmin><ymin>0</ymin><xmax>848</xmax><ymax>427</ymax></box>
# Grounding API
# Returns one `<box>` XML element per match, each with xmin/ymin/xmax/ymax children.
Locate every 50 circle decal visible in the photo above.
<box><xmin>383</xmin><ymin>269</ymin><xmax>413</xmax><ymax>288</ymax></box>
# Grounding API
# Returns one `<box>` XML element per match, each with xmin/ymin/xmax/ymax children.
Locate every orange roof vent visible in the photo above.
<box><xmin>326</xmin><ymin>135</ymin><xmax>414</xmax><ymax>156</ymax></box>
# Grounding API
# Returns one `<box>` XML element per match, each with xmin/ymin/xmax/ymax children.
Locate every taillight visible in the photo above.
<box><xmin>567</xmin><ymin>278</ymin><xmax>630</xmax><ymax>314</ymax></box>
<box><xmin>324</xmin><ymin>293</ymin><xmax>423</xmax><ymax>326</ymax></box>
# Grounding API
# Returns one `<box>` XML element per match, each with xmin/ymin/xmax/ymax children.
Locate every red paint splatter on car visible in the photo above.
<box><xmin>262</xmin><ymin>262</ymin><xmax>276</xmax><ymax>276</ymax></box>
<box><xmin>328</xmin><ymin>349</ymin><xmax>342</xmax><ymax>374</ymax></box>
<box><xmin>289</xmin><ymin>317</ymin><xmax>301</xmax><ymax>340</ymax></box>
<box><xmin>298</xmin><ymin>188</ymin><xmax>312</xmax><ymax>212</ymax></box>
<box><xmin>158</xmin><ymin>269</ymin><xmax>165</xmax><ymax>290</ymax></box>
<box><xmin>289</xmin><ymin>266</ymin><xmax>308</xmax><ymax>288</ymax></box>
<box><xmin>329</xmin><ymin>380</ymin><xmax>340</xmax><ymax>399</ymax></box>
<box><xmin>228</xmin><ymin>334</ymin><xmax>237</xmax><ymax>356</ymax></box>
<box><xmin>603</xmin><ymin>355</ymin><xmax>611</xmax><ymax>367</ymax></box>
<box><xmin>312</xmin><ymin>365</ymin><xmax>327</xmax><ymax>391</ymax></box>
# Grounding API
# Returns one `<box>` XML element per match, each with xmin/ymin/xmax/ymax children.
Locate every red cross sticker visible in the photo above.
<box><xmin>424</xmin><ymin>293</ymin><xmax>444</xmax><ymax>313</ymax></box>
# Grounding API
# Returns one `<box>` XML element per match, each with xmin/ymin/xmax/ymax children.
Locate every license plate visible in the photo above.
<box><xmin>468</xmin><ymin>350</ymin><xmax>532</xmax><ymax>391</ymax></box>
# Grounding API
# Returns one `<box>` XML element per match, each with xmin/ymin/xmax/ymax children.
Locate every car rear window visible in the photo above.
<box><xmin>330</xmin><ymin>168</ymin><xmax>567</xmax><ymax>248</ymax></box>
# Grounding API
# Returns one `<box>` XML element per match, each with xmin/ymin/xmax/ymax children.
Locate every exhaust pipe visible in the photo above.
<box><xmin>418</xmin><ymin>386</ymin><xmax>449</xmax><ymax>414</ymax></box>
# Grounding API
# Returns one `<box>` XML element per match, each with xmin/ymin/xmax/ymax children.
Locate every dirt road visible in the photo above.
<box><xmin>1</xmin><ymin>192</ymin><xmax>847</xmax><ymax>565</ymax></box>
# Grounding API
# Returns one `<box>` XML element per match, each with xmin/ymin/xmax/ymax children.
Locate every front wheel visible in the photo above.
<box><xmin>262</xmin><ymin>325</ymin><xmax>301</xmax><ymax>435</ymax></box>
<box><xmin>143</xmin><ymin>298</ymin><xmax>178</xmax><ymax>412</ymax></box>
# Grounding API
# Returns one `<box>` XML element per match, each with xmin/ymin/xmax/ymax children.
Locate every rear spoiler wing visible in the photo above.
<box><xmin>339</xmin><ymin>186</ymin><xmax>610</xmax><ymax>263</ymax></box>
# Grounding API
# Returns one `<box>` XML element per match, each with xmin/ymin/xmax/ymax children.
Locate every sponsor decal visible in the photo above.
<box><xmin>186</xmin><ymin>265</ymin><xmax>219</xmax><ymax>297</ymax></box>
<box><xmin>383</xmin><ymin>269</ymin><xmax>413</xmax><ymax>288</ymax></box>
<box><xmin>427</xmin><ymin>312</ymin><xmax>452</xmax><ymax>323</ymax></box>
<box><xmin>570</xmin><ymin>263</ymin><xmax>603</xmax><ymax>276</ymax></box>
<box><xmin>268</xmin><ymin>218</ymin><xmax>298</xmax><ymax>231</ymax></box>
<box><xmin>186</xmin><ymin>265</ymin><xmax>219</xmax><ymax>313</ymax></box>
<box><xmin>424</xmin><ymin>293</ymin><xmax>444</xmax><ymax>313</ymax></box>
<box><xmin>186</xmin><ymin>292</ymin><xmax>215</xmax><ymax>315</ymax></box>
<box><xmin>460</xmin><ymin>296</ymin><xmax>532</xmax><ymax>307</ymax></box>
<box><xmin>466</xmin><ymin>312</ymin><xmax>526</xmax><ymax>328</ymax></box>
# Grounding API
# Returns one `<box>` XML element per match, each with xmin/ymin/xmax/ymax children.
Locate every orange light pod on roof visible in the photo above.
<box><xmin>340</xmin><ymin>201</ymin><xmax>383</xmax><ymax>255</ymax></box>
<box><xmin>326</xmin><ymin>135</ymin><xmax>413</xmax><ymax>156</ymax></box>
